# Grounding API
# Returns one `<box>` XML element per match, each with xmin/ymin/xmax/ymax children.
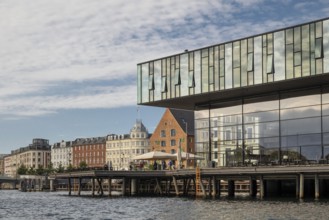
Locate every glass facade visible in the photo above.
<box><xmin>137</xmin><ymin>18</ymin><xmax>329</xmax><ymax>167</ymax></box>
<box><xmin>137</xmin><ymin>18</ymin><xmax>329</xmax><ymax>105</ymax></box>
<box><xmin>195</xmin><ymin>87</ymin><xmax>329</xmax><ymax>167</ymax></box>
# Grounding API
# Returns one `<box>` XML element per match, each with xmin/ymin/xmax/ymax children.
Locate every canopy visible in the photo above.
<box><xmin>132</xmin><ymin>151</ymin><xmax>176</xmax><ymax>160</ymax></box>
<box><xmin>174</xmin><ymin>151</ymin><xmax>204</xmax><ymax>160</ymax></box>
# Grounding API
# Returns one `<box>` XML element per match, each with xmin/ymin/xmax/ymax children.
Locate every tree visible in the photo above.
<box><xmin>17</xmin><ymin>164</ymin><xmax>28</xmax><ymax>175</ymax></box>
<box><xmin>56</xmin><ymin>163</ymin><xmax>65</xmax><ymax>173</ymax></box>
<box><xmin>79</xmin><ymin>161</ymin><xmax>88</xmax><ymax>170</ymax></box>
<box><xmin>27</xmin><ymin>167</ymin><xmax>36</xmax><ymax>175</ymax></box>
<box><xmin>46</xmin><ymin>162</ymin><xmax>55</xmax><ymax>174</ymax></box>
<box><xmin>66</xmin><ymin>163</ymin><xmax>74</xmax><ymax>172</ymax></box>
<box><xmin>36</xmin><ymin>165</ymin><xmax>45</xmax><ymax>175</ymax></box>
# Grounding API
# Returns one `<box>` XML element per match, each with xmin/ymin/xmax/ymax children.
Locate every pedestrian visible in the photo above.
<box><xmin>161</xmin><ymin>160</ymin><xmax>166</xmax><ymax>170</ymax></box>
<box><xmin>153</xmin><ymin>161</ymin><xmax>158</xmax><ymax>170</ymax></box>
<box><xmin>168</xmin><ymin>160</ymin><xmax>173</xmax><ymax>170</ymax></box>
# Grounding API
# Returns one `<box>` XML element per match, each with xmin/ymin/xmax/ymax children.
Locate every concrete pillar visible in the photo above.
<box><xmin>299</xmin><ymin>174</ymin><xmax>304</xmax><ymax>199</ymax></box>
<box><xmin>122</xmin><ymin>178</ymin><xmax>126</xmax><ymax>196</ymax></box>
<box><xmin>217</xmin><ymin>180</ymin><xmax>221</xmax><ymax>197</ymax></box>
<box><xmin>108</xmin><ymin>178</ymin><xmax>112</xmax><ymax>196</ymax></box>
<box><xmin>131</xmin><ymin>179</ymin><xmax>137</xmax><ymax>196</ymax></box>
<box><xmin>249</xmin><ymin>178</ymin><xmax>257</xmax><ymax>197</ymax></box>
<box><xmin>212</xmin><ymin>176</ymin><xmax>217</xmax><ymax>198</ymax></box>
<box><xmin>173</xmin><ymin>176</ymin><xmax>179</xmax><ymax>196</ymax></box>
<box><xmin>92</xmin><ymin>178</ymin><xmax>95</xmax><ymax>196</ymax></box>
<box><xmin>260</xmin><ymin>176</ymin><xmax>265</xmax><ymax>199</ymax></box>
<box><xmin>50</xmin><ymin>179</ymin><xmax>54</xmax><ymax>191</ymax></box>
<box><xmin>315</xmin><ymin>174</ymin><xmax>319</xmax><ymax>199</ymax></box>
<box><xmin>78</xmin><ymin>178</ymin><xmax>81</xmax><ymax>196</ymax></box>
<box><xmin>68</xmin><ymin>178</ymin><xmax>72</xmax><ymax>196</ymax></box>
<box><xmin>228</xmin><ymin>180</ymin><xmax>235</xmax><ymax>197</ymax></box>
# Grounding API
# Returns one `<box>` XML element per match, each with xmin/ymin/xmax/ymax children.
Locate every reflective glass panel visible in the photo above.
<box><xmin>281</xmin><ymin>117</ymin><xmax>321</xmax><ymax>135</ymax></box>
<box><xmin>254</xmin><ymin>36</ymin><xmax>262</xmax><ymax>84</ymax></box>
<box><xmin>180</xmin><ymin>54</ymin><xmax>188</xmax><ymax>96</ymax></box>
<box><xmin>225</xmin><ymin>43</ymin><xmax>233</xmax><ymax>89</ymax></box>
<box><xmin>247</xmin><ymin>53</ymin><xmax>253</xmax><ymax>71</ymax></box>
<box><xmin>324</xmin><ymin>19</ymin><xmax>329</xmax><ymax>72</ymax></box>
<box><xmin>281</xmin><ymin>94</ymin><xmax>321</xmax><ymax>109</ymax></box>
<box><xmin>244</xmin><ymin>110</ymin><xmax>279</xmax><ymax>123</ymax></box>
<box><xmin>141</xmin><ymin>63</ymin><xmax>149</xmax><ymax>103</ymax></box>
<box><xmin>267</xmin><ymin>54</ymin><xmax>273</xmax><ymax>73</ymax></box>
<box><xmin>315</xmin><ymin>37</ymin><xmax>323</xmax><ymax>58</ymax></box>
<box><xmin>302</xmin><ymin>25</ymin><xmax>310</xmax><ymax>76</ymax></box>
<box><xmin>274</xmin><ymin>31</ymin><xmax>285</xmax><ymax>81</ymax></box>
<box><xmin>281</xmin><ymin>105</ymin><xmax>320</xmax><ymax>120</ymax></box>
<box><xmin>154</xmin><ymin>60</ymin><xmax>161</xmax><ymax>101</ymax></box>
<box><xmin>194</xmin><ymin>50</ymin><xmax>201</xmax><ymax>94</ymax></box>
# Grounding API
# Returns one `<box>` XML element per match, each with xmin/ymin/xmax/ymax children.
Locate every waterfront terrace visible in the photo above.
<box><xmin>50</xmin><ymin>164</ymin><xmax>329</xmax><ymax>199</ymax></box>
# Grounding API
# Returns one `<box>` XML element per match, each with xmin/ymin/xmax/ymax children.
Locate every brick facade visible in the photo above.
<box><xmin>150</xmin><ymin>108</ymin><xmax>195</xmax><ymax>168</ymax></box>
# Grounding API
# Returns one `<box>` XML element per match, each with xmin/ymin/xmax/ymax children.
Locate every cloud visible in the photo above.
<box><xmin>0</xmin><ymin>0</ymin><xmax>327</xmax><ymax>119</ymax></box>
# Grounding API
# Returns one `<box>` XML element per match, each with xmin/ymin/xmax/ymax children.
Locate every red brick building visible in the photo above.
<box><xmin>72</xmin><ymin>137</ymin><xmax>106</xmax><ymax>169</ymax></box>
<box><xmin>150</xmin><ymin>108</ymin><xmax>195</xmax><ymax>168</ymax></box>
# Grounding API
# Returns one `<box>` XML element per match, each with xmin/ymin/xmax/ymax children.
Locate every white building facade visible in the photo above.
<box><xmin>4</xmin><ymin>139</ymin><xmax>51</xmax><ymax>178</ymax></box>
<box><xmin>51</xmin><ymin>140</ymin><xmax>73</xmax><ymax>169</ymax></box>
<box><xmin>106</xmin><ymin>120</ymin><xmax>151</xmax><ymax>170</ymax></box>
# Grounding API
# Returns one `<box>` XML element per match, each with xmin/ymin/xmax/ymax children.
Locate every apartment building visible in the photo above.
<box><xmin>51</xmin><ymin>140</ymin><xmax>73</xmax><ymax>169</ymax></box>
<box><xmin>72</xmin><ymin>136</ymin><xmax>106</xmax><ymax>169</ymax></box>
<box><xmin>4</xmin><ymin>139</ymin><xmax>51</xmax><ymax>177</ymax></box>
<box><xmin>106</xmin><ymin>120</ymin><xmax>151</xmax><ymax>170</ymax></box>
<box><xmin>0</xmin><ymin>154</ymin><xmax>8</xmax><ymax>175</ymax></box>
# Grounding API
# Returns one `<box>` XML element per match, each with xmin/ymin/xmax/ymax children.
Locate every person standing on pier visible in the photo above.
<box><xmin>153</xmin><ymin>161</ymin><xmax>158</xmax><ymax>170</ymax></box>
<box><xmin>161</xmin><ymin>160</ymin><xmax>166</xmax><ymax>170</ymax></box>
<box><xmin>168</xmin><ymin>160</ymin><xmax>173</xmax><ymax>170</ymax></box>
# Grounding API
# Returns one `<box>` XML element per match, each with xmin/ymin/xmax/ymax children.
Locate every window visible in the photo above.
<box><xmin>266</xmin><ymin>54</ymin><xmax>274</xmax><ymax>73</ymax></box>
<box><xmin>170</xmin><ymin>129</ymin><xmax>176</xmax><ymax>136</ymax></box>
<box><xmin>161</xmin><ymin>76</ymin><xmax>167</xmax><ymax>92</ymax></box>
<box><xmin>247</xmin><ymin>128</ymin><xmax>253</xmax><ymax>139</ymax></box>
<box><xmin>225</xmin><ymin>130</ymin><xmax>231</xmax><ymax>141</ymax></box>
<box><xmin>315</xmin><ymin>38</ymin><xmax>323</xmax><ymax>58</ymax></box>
<box><xmin>175</xmin><ymin>69</ymin><xmax>181</xmax><ymax>85</ymax></box>
<box><xmin>171</xmin><ymin>140</ymin><xmax>176</xmax><ymax>146</ymax></box>
<box><xmin>160</xmin><ymin>130</ymin><xmax>166</xmax><ymax>137</ymax></box>
<box><xmin>161</xmin><ymin>141</ymin><xmax>166</xmax><ymax>147</ymax></box>
<box><xmin>188</xmin><ymin>71</ymin><xmax>195</xmax><ymax>88</ymax></box>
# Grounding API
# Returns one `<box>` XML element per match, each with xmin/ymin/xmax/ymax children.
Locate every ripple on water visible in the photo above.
<box><xmin>1</xmin><ymin>191</ymin><xmax>329</xmax><ymax>220</ymax></box>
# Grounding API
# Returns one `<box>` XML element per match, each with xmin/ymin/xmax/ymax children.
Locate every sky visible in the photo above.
<box><xmin>0</xmin><ymin>0</ymin><xmax>328</xmax><ymax>154</ymax></box>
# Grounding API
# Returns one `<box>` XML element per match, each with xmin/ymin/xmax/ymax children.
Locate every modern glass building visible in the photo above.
<box><xmin>137</xmin><ymin>17</ymin><xmax>329</xmax><ymax>167</ymax></box>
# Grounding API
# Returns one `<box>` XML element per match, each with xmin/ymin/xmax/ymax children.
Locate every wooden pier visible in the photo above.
<box><xmin>50</xmin><ymin>165</ymin><xmax>329</xmax><ymax>199</ymax></box>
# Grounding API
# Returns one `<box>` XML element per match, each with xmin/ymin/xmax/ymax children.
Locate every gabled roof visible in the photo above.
<box><xmin>168</xmin><ymin>108</ymin><xmax>194</xmax><ymax>135</ymax></box>
<box><xmin>130</xmin><ymin>120</ymin><xmax>148</xmax><ymax>133</ymax></box>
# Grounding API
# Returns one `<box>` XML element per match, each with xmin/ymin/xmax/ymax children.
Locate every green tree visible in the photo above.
<box><xmin>66</xmin><ymin>163</ymin><xmax>74</xmax><ymax>172</ymax></box>
<box><xmin>46</xmin><ymin>162</ymin><xmax>55</xmax><ymax>174</ymax></box>
<box><xmin>17</xmin><ymin>164</ymin><xmax>28</xmax><ymax>175</ymax></box>
<box><xmin>27</xmin><ymin>167</ymin><xmax>36</xmax><ymax>175</ymax></box>
<box><xmin>79</xmin><ymin>161</ymin><xmax>88</xmax><ymax>169</ymax></box>
<box><xmin>36</xmin><ymin>165</ymin><xmax>45</xmax><ymax>175</ymax></box>
<box><xmin>56</xmin><ymin>163</ymin><xmax>65</xmax><ymax>173</ymax></box>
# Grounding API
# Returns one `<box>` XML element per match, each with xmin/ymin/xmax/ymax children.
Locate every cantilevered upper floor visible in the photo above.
<box><xmin>137</xmin><ymin>17</ymin><xmax>329</xmax><ymax>110</ymax></box>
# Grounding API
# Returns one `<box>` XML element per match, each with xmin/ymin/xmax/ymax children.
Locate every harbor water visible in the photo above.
<box><xmin>1</xmin><ymin>190</ymin><xmax>329</xmax><ymax>220</ymax></box>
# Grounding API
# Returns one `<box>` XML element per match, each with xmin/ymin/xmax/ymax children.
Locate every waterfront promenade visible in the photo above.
<box><xmin>50</xmin><ymin>164</ymin><xmax>329</xmax><ymax>199</ymax></box>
